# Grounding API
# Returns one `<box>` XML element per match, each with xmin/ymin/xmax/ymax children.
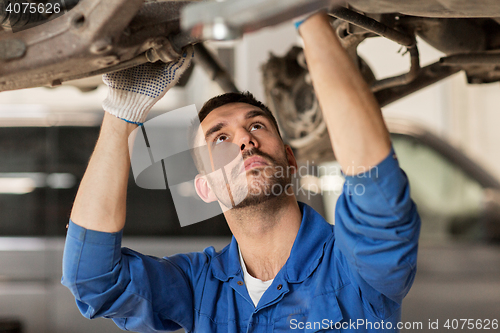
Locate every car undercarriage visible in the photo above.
<box><xmin>2</xmin><ymin>0</ymin><xmax>500</xmax><ymax>160</ymax></box>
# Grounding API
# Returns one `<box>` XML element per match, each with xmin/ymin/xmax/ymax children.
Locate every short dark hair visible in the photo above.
<box><xmin>198</xmin><ymin>91</ymin><xmax>281</xmax><ymax>137</ymax></box>
<box><xmin>189</xmin><ymin>92</ymin><xmax>282</xmax><ymax>174</ymax></box>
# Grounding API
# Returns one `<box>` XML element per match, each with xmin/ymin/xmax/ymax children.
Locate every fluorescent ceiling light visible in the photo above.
<box><xmin>0</xmin><ymin>104</ymin><xmax>50</xmax><ymax>117</ymax></box>
<box><xmin>0</xmin><ymin>172</ymin><xmax>76</xmax><ymax>194</ymax></box>
<box><xmin>0</xmin><ymin>178</ymin><xmax>36</xmax><ymax>194</ymax></box>
<box><xmin>46</xmin><ymin>173</ymin><xmax>76</xmax><ymax>189</ymax></box>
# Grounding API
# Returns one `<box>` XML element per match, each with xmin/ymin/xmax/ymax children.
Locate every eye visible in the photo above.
<box><xmin>250</xmin><ymin>123</ymin><xmax>265</xmax><ymax>131</ymax></box>
<box><xmin>214</xmin><ymin>134</ymin><xmax>228</xmax><ymax>145</ymax></box>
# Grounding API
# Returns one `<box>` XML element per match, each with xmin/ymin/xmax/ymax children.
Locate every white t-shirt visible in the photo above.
<box><xmin>238</xmin><ymin>247</ymin><xmax>274</xmax><ymax>307</ymax></box>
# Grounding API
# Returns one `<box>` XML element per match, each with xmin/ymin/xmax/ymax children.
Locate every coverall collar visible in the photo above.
<box><xmin>211</xmin><ymin>202</ymin><xmax>334</xmax><ymax>283</ymax></box>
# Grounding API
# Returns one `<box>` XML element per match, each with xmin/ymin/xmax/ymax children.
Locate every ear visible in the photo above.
<box><xmin>194</xmin><ymin>174</ymin><xmax>218</xmax><ymax>203</ymax></box>
<box><xmin>285</xmin><ymin>145</ymin><xmax>298</xmax><ymax>174</ymax></box>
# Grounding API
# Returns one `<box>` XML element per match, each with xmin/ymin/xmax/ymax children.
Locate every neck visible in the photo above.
<box><xmin>225</xmin><ymin>196</ymin><xmax>302</xmax><ymax>281</ymax></box>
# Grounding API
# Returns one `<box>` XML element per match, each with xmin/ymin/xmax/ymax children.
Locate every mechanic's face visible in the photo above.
<box><xmin>194</xmin><ymin>103</ymin><xmax>297</xmax><ymax>210</ymax></box>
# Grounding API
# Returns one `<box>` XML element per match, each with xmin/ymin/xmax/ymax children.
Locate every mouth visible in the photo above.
<box><xmin>241</xmin><ymin>156</ymin><xmax>269</xmax><ymax>173</ymax></box>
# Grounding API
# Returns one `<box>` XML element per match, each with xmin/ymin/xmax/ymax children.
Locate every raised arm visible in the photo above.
<box><xmin>70</xmin><ymin>114</ymin><xmax>135</xmax><ymax>232</ymax></box>
<box><xmin>70</xmin><ymin>49</ymin><xmax>193</xmax><ymax>232</ymax></box>
<box><xmin>62</xmin><ymin>50</ymin><xmax>196</xmax><ymax>330</ymax></box>
<box><xmin>299</xmin><ymin>12</ymin><xmax>420</xmax><ymax>310</ymax></box>
<box><xmin>299</xmin><ymin>13</ymin><xmax>391</xmax><ymax>175</ymax></box>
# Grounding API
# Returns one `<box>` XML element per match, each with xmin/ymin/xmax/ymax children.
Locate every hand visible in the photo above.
<box><xmin>102</xmin><ymin>45</ymin><xmax>194</xmax><ymax>125</ymax></box>
<box><xmin>293</xmin><ymin>5</ymin><xmax>331</xmax><ymax>31</ymax></box>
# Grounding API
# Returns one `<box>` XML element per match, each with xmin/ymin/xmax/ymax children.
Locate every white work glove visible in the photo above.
<box><xmin>102</xmin><ymin>46</ymin><xmax>194</xmax><ymax>125</ymax></box>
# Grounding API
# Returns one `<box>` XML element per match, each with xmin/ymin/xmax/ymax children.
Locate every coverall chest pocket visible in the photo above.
<box><xmin>273</xmin><ymin>292</ymin><xmax>343</xmax><ymax>332</ymax></box>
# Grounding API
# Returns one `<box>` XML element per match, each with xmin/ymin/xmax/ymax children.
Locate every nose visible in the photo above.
<box><xmin>236</xmin><ymin>128</ymin><xmax>259</xmax><ymax>151</ymax></box>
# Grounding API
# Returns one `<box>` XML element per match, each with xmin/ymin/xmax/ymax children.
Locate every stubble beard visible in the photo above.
<box><xmin>230</xmin><ymin>148</ymin><xmax>293</xmax><ymax>210</ymax></box>
<box><xmin>207</xmin><ymin>147</ymin><xmax>293</xmax><ymax>210</ymax></box>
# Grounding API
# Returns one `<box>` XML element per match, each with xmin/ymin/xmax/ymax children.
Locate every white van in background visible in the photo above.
<box><xmin>0</xmin><ymin>111</ymin><xmax>231</xmax><ymax>333</ymax></box>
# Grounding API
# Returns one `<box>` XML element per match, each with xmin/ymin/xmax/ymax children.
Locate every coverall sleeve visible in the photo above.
<box><xmin>333</xmin><ymin>145</ymin><xmax>421</xmax><ymax>317</ymax></box>
<box><xmin>61</xmin><ymin>221</ymin><xmax>207</xmax><ymax>332</ymax></box>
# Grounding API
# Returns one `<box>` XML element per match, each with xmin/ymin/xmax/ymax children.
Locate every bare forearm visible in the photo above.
<box><xmin>70</xmin><ymin>113</ymin><xmax>137</xmax><ymax>232</ymax></box>
<box><xmin>300</xmin><ymin>13</ymin><xmax>391</xmax><ymax>175</ymax></box>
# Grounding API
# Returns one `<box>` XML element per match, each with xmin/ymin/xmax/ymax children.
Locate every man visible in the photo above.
<box><xmin>62</xmin><ymin>12</ymin><xmax>420</xmax><ymax>332</ymax></box>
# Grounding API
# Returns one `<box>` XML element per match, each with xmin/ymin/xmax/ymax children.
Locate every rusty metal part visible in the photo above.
<box><xmin>64</xmin><ymin>42</ymin><xmax>199</xmax><ymax>83</ymax></box>
<box><xmin>263</xmin><ymin>46</ymin><xmax>376</xmax><ymax>161</ymax></box>
<box><xmin>263</xmin><ymin>46</ymin><xmax>325</xmax><ymax>149</ymax></box>
<box><xmin>345</xmin><ymin>0</ymin><xmax>500</xmax><ymax>18</ymax></box>
<box><xmin>63</xmin><ymin>53</ymin><xmax>149</xmax><ymax>81</ymax></box>
<box><xmin>146</xmin><ymin>37</ymin><xmax>181</xmax><ymax>63</ymax></box>
<box><xmin>193</xmin><ymin>43</ymin><xmax>238</xmax><ymax>93</ymax></box>
<box><xmin>329</xmin><ymin>12</ymin><xmax>421</xmax><ymax>93</ymax></box>
<box><xmin>374</xmin><ymin>61</ymin><xmax>461</xmax><ymax>107</ymax></box>
<box><xmin>329</xmin><ymin>6</ymin><xmax>415</xmax><ymax>47</ymax></box>
<box><xmin>262</xmin><ymin>46</ymin><xmax>462</xmax><ymax>162</ymax></box>
<box><xmin>0</xmin><ymin>38</ymin><xmax>26</xmax><ymax>60</ymax></box>
<box><xmin>169</xmin><ymin>31</ymin><xmax>200</xmax><ymax>55</ymax></box>
<box><xmin>331</xmin><ymin>19</ymin><xmax>378</xmax><ymax>88</ymax></box>
<box><xmin>182</xmin><ymin>0</ymin><xmax>333</xmax><ymax>41</ymax></box>
<box><xmin>332</xmin><ymin>19</ymin><xmax>371</xmax><ymax>67</ymax></box>
<box><xmin>2</xmin><ymin>0</ymin><xmax>499</xmax><ymax>94</ymax></box>
<box><xmin>0</xmin><ymin>0</ymin><xmax>195</xmax><ymax>92</ymax></box>
<box><xmin>463</xmin><ymin>67</ymin><xmax>500</xmax><ymax>84</ymax></box>
<box><xmin>400</xmin><ymin>17</ymin><xmax>488</xmax><ymax>55</ymax></box>
<box><xmin>372</xmin><ymin>45</ymin><xmax>421</xmax><ymax>92</ymax></box>
<box><xmin>438</xmin><ymin>51</ymin><xmax>500</xmax><ymax>84</ymax></box>
<box><xmin>440</xmin><ymin>52</ymin><xmax>500</xmax><ymax>66</ymax></box>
